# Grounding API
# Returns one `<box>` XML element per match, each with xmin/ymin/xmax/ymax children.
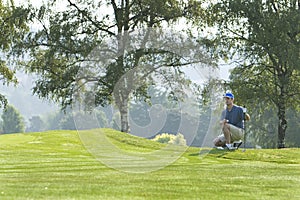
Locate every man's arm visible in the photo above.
<box><xmin>241</xmin><ymin>106</ymin><xmax>250</xmax><ymax>121</ymax></box>
<box><xmin>220</xmin><ymin>110</ymin><xmax>227</xmax><ymax>125</ymax></box>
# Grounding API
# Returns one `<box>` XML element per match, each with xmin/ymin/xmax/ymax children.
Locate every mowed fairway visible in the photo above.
<box><xmin>0</xmin><ymin>128</ymin><xmax>299</xmax><ymax>200</ymax></box>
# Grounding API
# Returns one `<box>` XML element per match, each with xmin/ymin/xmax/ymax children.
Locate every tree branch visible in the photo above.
<box><xmin>67</xmin><ymin>0</ymin><xmax>116</xmax><ymax>36</ymax></box>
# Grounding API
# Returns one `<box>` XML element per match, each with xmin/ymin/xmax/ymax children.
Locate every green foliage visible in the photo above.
<box><xmin>245</xmin><ymin>105</ymin><xmax>278</xmax><ymax>149</ymax></box>
<box><xmin>152</xmin><ymin>133</ymin><xmax>174</xmax><ymax>143</ymax></box>
<box><xmin>228</xmin><ymin>63</ymin><xmax>300</xmax><ymax>148</ymax></box>
<box><xmin>203</xmin><ymin>0</ymin><xmax>300</xmax><ymax>148</ymax></box>
<box><xmin>17</xmin><ymin>0</ymin><xmax>214</xmax><ymax>132</ymax></box>
<box><xmin>284</xmin><ymin>109</ymin><xmax>300</xmax><ymax>147</ymax></box>
<box><xmin>1</xmin><ymin>104</ymin><xmax>25</xmax><ymax>133</ymax></box>
<box><xmin>152</xmin><ymin>133</ymin><xmax>187</xmax><ymax>146</ymax></box>
<box><xmin>0</xmin><ymin>2</ymin><xmax>29</xmax><ymax>108</ymax></box>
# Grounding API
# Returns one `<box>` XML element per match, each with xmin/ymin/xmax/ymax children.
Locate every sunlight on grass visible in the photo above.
<box><xmin>78</xmin><ymin>128</ymin><xmax>189</xmax><ymax>173</ymax></box>
<box><xmin>0</xmin><ymin>129</ymin><xmax>300</xmax><ymax>200</ymax></box>
<box><xmin>0</xmin><ymin>133</ymin><xmax>36</xmax><ymax>145</ymax></box>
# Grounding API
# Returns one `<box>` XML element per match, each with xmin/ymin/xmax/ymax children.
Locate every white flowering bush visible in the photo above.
<box><xmin>152</xmin><ymin>133</ymin><xmax>186</xmax><ymax>146</ymax></box>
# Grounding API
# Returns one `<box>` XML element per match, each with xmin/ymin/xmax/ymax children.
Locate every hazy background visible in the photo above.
<box><xmin>0</xmin><ymin>65</ymin><xmax>231</xmax><ymax>122</ymax></box>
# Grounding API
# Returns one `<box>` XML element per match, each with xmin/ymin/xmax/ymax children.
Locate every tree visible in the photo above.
<box><xmin>229</xmin><ymin>64</ymin><xmax>300</xmax><ymax>148</ymax></box>
<box><xmin>43</xmin><ymin>108</ymin><xmax>109</xmax><ymax>130</ymax></box>
<box><xmin>0</xmin><ymin>1</ymin><xmax>30</xmax><ymax>108</ymax></box>
<box><xmin>128</xmin><ymin>86</ymin><xmax>211</xmax><ymax>146</ymax></box>
<box><xmin>27</xmin><ymin>115</ymin><xmax>45</xmax><ymax>132</ymax></box>
<box><xmin>19</xmin><ymin>0</ymin><xmax>213</xmax><ymax>133</ymax></box>
<box><xmin>204</xmin><ymin>0</ymin><xmax>300</xmax><ymax>148</ymax></box>
<box><xmin>2</xmin><ymin>104</ymin><xmax>25</xmax><ymax>133</ymax></box>
<box><xmin>285</xmin><ymin>109</ymin><xmax>300</xmax><ymax>147</ymax></box>
<box><xmin>60</xmin><ymin>110</ymin><xmax>109</xmax><ymax>130</ymax></box>
<box><xmin>45</xmin><ymin>110</ymin><xmax>66</xmax><ymax>130</ymax></box>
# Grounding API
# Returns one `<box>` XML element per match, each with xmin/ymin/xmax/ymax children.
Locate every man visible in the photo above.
<box><xmin>213</xmin><ymin>92</ymin><xmax>249</xmax><ymax>150</ymax></box>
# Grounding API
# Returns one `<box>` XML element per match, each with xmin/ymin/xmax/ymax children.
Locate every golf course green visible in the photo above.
<box><xmin>0</xmin><ymin>128</ymin><xmax>299</xmax><ymax>199</ymax></box>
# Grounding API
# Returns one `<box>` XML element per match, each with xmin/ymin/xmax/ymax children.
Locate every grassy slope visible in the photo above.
<box><xmin>0</xmin><ymin>128</ymin><xmax>299</xmax><ymax>200</ymax></box>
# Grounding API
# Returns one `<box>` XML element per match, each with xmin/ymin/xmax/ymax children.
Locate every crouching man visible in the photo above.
<box><xmin>213</xmin><ymin>92</ymin><xmax>250</xmax><ymax>150</ymax></box>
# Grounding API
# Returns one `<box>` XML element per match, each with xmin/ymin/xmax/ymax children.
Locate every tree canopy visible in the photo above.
<box><xmin>1</xmin><ymin>104</ymin><xmax>25</xmax><ymax>134</ymax></box>
<box><xmin>204</xmin><ymin>0</ymin><xmax>300</xmax><ymax>148</ymax></box>
<box><xmin>19</xmin><ymin>0</ymin><xmax>213</xmax><ymax>133</ymax></box>
<box><xmin>0</xmin><ymin>1</ymin><xmax>29</xmax><ymax>108</ymax></box>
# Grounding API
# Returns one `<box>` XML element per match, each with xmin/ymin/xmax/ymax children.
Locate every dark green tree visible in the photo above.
<box><xmin>204</xmin><ymin>0</ymin><xmax>300</xmax><ymax>148</ymax></box>
<box><xmin>285</xmin><ymin>109</ymin><xmax>300</xmax><ymax>147</ymax></box>
<box><xmin>19</xmin><ymin>0</ymin><xmax>213</xmax><ymax>133</ymax></box>
<box><xmin>2</xmin><ymin>104</ymin><xmax>25</xmax><ymax>133</ymax></box>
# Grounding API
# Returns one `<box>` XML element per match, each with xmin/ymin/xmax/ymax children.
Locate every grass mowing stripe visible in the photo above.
<box><xmin>0</xmin><ymin>128</ymin><xmax>300</xmax><ymax>199</ymax></box>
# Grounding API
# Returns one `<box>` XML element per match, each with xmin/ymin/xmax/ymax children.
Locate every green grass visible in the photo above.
<box><xmin>0</xmin><ymin>128</ymin><xmax>300</xmax><ymax>200</ymax></box>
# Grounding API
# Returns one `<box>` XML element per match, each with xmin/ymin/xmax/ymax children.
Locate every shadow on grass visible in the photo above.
<box><xmin>189</xmin><ymin>148</ymin><xmax>230</xmax><ymax>158</ymax></box>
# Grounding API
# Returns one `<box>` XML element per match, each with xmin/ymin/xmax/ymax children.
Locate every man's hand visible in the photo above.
<box><xmin>220</xmin><ymin>119</ymin><xmax>228</xmax><ymax>126</ymax></box>
<box><xmin>245</xmin><ymin>113</ymin><xmax>250</xmax><ymax>121</ymax></box>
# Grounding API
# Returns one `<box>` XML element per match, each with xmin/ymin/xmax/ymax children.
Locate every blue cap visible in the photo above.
<box><xmin>224</xmin><ymin>92</ymin><xmax>234</xmax><ymax>99</ymax></box>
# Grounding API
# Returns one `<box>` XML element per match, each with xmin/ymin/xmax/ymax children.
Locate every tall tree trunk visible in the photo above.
<box><xmin>114</xmin><ymin>82</ymin><xmax>131</xmax><ymax>133</ymax></box>
<box><xmin>276</xmin><ymin>67</ymin><xmax>290</xmax><ymax>148</ymax></box>
<box><xmin>112</xmin><ymin>0</ymin><xmax>130</xmax><ymax>133</ymax></box>
<box><xmin>119</xmin><ymin>96</ymin><xmax>130</xmax><ymax>133</ymax></box>
<box><xmin>277</xmin><ymin>102</ymin><xmax>287</xmax><ymax>148</ymax></box>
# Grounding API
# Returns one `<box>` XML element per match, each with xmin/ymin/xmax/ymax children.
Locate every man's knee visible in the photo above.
<box><xmin>213</xmin><ymin>138</ymin><xmax>218</xmax><ymax>146</ymax></box>
<box><xmin>222</xmin><ymin>123</ymin><xmax>230</xmax><ymax>132</ymax></box>
<box><xmin>213</xmin><ymin>138</ymin><xmax>224</xmax><ymax>146</ymax></box>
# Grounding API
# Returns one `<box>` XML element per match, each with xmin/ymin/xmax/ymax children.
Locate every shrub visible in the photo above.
<box><xmin>152</xmin><ymin>133</ymin><xmax>186</xmax><ymax>146</ymax></box>
<box><xmin>170</xmin><ymin>133</ymin><xmax>187</xmax><ymax>146</ymax></box>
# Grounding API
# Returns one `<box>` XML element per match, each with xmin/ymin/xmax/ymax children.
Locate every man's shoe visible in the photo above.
<box><xmin>226</xmin><ymin>144</ymin><xmax>236</xmax><ymax>150</ymax></box>
<box><xmin>227</xmin><ymin>146</ymin><xmax>236</xmax><ymax>150</ymax></box>
<box><xmin>236</xmin><ymin>141</ymin><xmax>243</xmax><ymax>149</ymax></box>
<box><xmin>233</xmin><ymin>141</ymin><xmax>243</xmax><ymax>149</ymax></box>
